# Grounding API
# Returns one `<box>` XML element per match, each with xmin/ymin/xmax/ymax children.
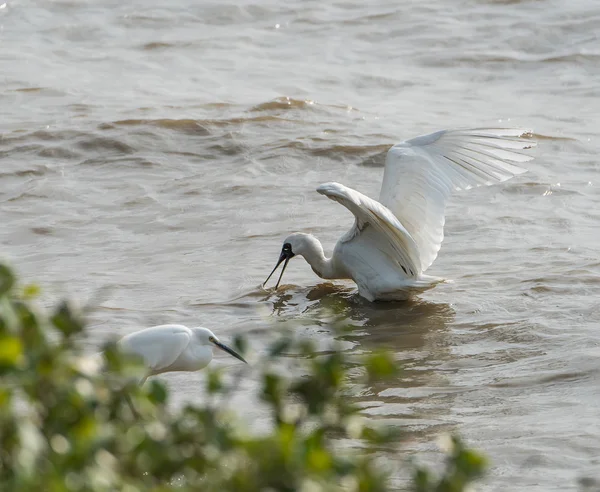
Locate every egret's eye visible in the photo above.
<box><xmin>209</xmin><ymin>336</ymin><xmax>215</xmax><ymax>342</ymax></box>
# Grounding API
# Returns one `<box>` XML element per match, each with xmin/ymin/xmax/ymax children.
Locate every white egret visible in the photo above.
<box><xmin>264</xmin><ymin>128</ymin><xmax>535</xmax><ymax>301</ymax></box>
<box><xmin>116</xmin><ymin>324</ymin><xmax>247</xmax><ymax>384</ymax></box>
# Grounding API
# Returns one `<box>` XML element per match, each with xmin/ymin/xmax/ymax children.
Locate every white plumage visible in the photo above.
<box><xmin>116</xmin><ymin>324</ymin><xmax>246</xmax><ymax>383</ymax></box>
<box><xmin>380</xmin><ymin>128</ymin><xmax>533</xmax><ymax>272</ymax></box>
<box><xmin>264</xmin><ymin>128</ymin><xmax>535</xmax><ymax>301</ymax></box>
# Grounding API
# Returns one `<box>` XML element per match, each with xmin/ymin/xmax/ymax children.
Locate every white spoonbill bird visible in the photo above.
<box><xmin>117</xmin><ymin>324</ymin><xmax>247</xmax><ymax>383</ymax></box>
<box><xmin>264</xmin><ymin>128</ymin><xmax>535</xmax><ymax>301</ymax></box>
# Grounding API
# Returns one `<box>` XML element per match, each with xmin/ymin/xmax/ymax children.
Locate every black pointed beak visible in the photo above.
<box><xmin>263</xmin><ymin>248</ymin><xmax>294</xmax><ymax>290</ymax></box>
<box><xmin>213</xmin><ymin>340</ymin><xmax>247</xmax><ymax>364</ymax></box>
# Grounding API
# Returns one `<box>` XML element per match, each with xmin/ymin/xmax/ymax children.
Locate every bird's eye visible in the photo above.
<box><xmin>208</xmin><ymin>336</ymin><xmax>215</xmax><ymax>342</ymax></box>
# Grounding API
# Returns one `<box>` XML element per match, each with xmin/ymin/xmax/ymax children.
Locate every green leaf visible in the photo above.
<box><xmin>51</xmin><ymin>301</ymin><xmax>84</xmax><ymax>338</ymax></box>
<box><xmin>268</xmin><ymin>337</ymin><xmax>291</xmax><ymax>357</ymax></box>
<box><xmin>206</xmin><ymin>369</ymin><xmax>223</xmax><ymax>395</ymax></box>
<box><xmin>307</xmin><ymin>448</ymin><xmax>332</xmax><ymax>473</ymax></box>
<box><xmin>412</xmin><ymin>468</ymin><xmax>431</xmax><ymax>492</ymax></box>
<box><xmin>0</xmin><ymin>264</ymin><xmax>15</xmax><ymax>297</ymax></box>
<box><xmin>0</xmin><ymin>387</ymin><xmax>11</xmax><ymax>407</ymax></box>
<box><xmin>14</xmin><ymin>301</ymin><xmax>45</xmax><ymax>350</ymax></box>
<box><xmin>261</xmin><ymin>372</ymin><xmax>283</xmax><ymax>407</ymax></box>
<box><xmin>233</xmin><ymin>334</ymin><xmax>247</xmax><ymax>356</ymax></box>
<box><xmin>364</xmin><ymin>352</ymin><xmax>398</xmax><ymax>382</ymax></box>
<box><xmin>361</xmin><ymin>425</ymin><xmax>402</xmax><ymax>446</ymax></box>
<box><xmin>147</xmin><ymin>380</ymin><xmax>168</xmax><ymax>404</ymax></box>
<box><xmin>22</xmin><ymin>283</ymin><xmax>41</xmax><ymax>299</ymax></box>
<box><xmin>0</xmin><ymin>335</ymin><xmax>23</xmax><ymax>366</ymax></box>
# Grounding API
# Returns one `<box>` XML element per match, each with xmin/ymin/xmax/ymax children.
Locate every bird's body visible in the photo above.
<box><xmin>116</xmin><ymin>324</ymin><xmax>246</xmax><ymax>383</ymax></box>
<box><xmin>265</xmin><ymin>128</ymin><xmax>535</xmax><ymax>302</ymax></box>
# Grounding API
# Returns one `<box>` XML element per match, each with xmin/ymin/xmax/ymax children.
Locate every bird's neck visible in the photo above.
<box><xmin>302</xmin><ymin>239</ymin><xmax>340</xmax><ymax>280</ymax></box>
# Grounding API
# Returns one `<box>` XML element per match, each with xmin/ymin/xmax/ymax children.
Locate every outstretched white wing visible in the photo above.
<box><xmin>118</xmin><ymin>324</ymin><xmax>191</xmax><ymax>373</ymax></box>
<box><xmin>317</xmin><ymin>182</ymin><xmax>421</xmax><ymax>276</ymax></box>
<box><xmin>379</xmin><ymin>128</ymin><xmax>535</xmax><ymax>272</ymax></box>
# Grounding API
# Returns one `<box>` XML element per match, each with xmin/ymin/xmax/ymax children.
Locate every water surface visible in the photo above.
<box><xmin>2</xmin><ymin>0</ymin><xmax>600</xmax><ymax>489</ymax></box>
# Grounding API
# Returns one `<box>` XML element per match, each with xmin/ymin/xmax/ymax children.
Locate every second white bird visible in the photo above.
<box><xmin>117</xmin><ymin>324</ymin><xmax>247</xmax><ymax>384</ymax></box>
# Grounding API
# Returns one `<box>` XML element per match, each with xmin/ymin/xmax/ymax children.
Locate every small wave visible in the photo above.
<box><xmin>141</xmin><ymin>42</ymin><xmax>177</xmax><ymax>51</ymax></box>
<box><xmin>422</xmin><ymin>50</ymin><xmax>600</xmax><ymax>67</ymax></box>
<box><xmin>99</xmin><ymin>109</ymin><xmax>337</xmax><ymax>138</ymax></box>
<box><xmin>38</xmin><ymin>147</ymin><xmax>81</xmax><ymax>159</ymax></box>
<box><xmin>75</xmin><ymin>136</ymin><xmax>135</xmax><ymax>154</ymax></box>
<box><xmin>205</xmin><ymin>142</ymin><xmax>246</xmax><ymax>156</ymax></box>
<box><xmin>0</xmin><ymin>165</ymin><xmax>50</xmax><ymax>179</ymax></box>
<box><xmin>77</xmin><ymin>156</ymin><xmax>158</xmax><ymax>168</ymax></box>
<box><xmin>524</xmin><ymin>272</ymin><xmax>600</xmax><ymax>286</ymax></box>
<box><xmin>10</xmin><ymin>87</ymin><xmax>66</xmax><ymax>96</ymax></box>
<box><xmin>200</xmin><ymin>102</ymin><xmax>237</xmax><ymax>110</ymax></box>
<box><xmin>13</xmin><ymin>87</ymin><xmax>45</xmax><ymax>93</ymax></box>
<box><xmin>490</xmin><ymin>370</ymin><xmax>594</xmax><ymax>388</ymax></box>
<box><xmin>31</xmin><ymin>227</ymin><xmax>54</xmax><ymax>236</ymax></box>
<box><xmin>276</xmin><ymin>140</ymin><xmax>390</xmax><ymax>162</ymax></box>
<box><xmin>339</xmin><ymin>10</ymin><xmax>401</xmax><ymax>26</ymax></box>
<box><xmin>0</xmin><ymin>143</ymin><xmax>80</xmax><ymax>162</ymax></box>
<box><xmin>99</xmin><ymin>119</ymin><xmax>211</xmax><ymax>136</ymax></box>
<box><xmin>250</xmin><ymin>97</ymin><xmax>318</xmax><ymax>112</ymax></box>
<box><xmin>67</xmin><ymin>103</ymin><xmax>95</xmax><ymax>114</ymax></box>
<box><xmin>0</xmin><ymin>129</ymin><xmax>92</xmax><ymax>162</ymax></box>
<box><xmin>481</xmin><ymin>0</ymin><xmax>540</xmax><ymax>4</ymax></box>
<box><xmin>249</xmin><ymin>96</ymin><xmax>358</xmax><ymax>114</ymax></box>
<box><xmin>6</xmin><ymin>129</ymin><xmax>87</xmax><ymax>142</ymax></box>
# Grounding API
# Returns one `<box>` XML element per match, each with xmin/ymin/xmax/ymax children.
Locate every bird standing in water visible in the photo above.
<box><xmin>116</xmin><ymin>324</ymin><xmax>246</xmax><ymax>384</ymax></box>
<box><xmin>264</xmin><ymin>128</ymin><xmax>535</xmax><ymax>301</ymax></box>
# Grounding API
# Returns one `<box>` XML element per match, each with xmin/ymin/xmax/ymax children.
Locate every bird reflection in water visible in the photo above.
<box><xmin>261</xmin><ymin>282</ymin><xmax>460</xmax><ymax>445</ymax></box>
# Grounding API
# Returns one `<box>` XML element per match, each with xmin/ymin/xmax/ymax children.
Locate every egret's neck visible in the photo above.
<box><xmin>300</xmin><ymin>238</ymin><xmax>340</xmax><ymax>280</ymax></box>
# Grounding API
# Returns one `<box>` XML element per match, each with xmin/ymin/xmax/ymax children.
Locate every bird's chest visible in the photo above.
<box><xmin>169</xmin><ymin>346</ymin><xmax>213</xmax><ymax>373</ymax></box>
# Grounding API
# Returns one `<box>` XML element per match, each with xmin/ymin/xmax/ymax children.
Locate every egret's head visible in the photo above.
<box><xmin>263</xmin><ymin>233</ymin><xmax>318</xmax><ymax>289</ymax></box>
<box><xmin>193</xmin><ymin>327</ymin><xmax>247</xmax><ymax>363</ymax></box>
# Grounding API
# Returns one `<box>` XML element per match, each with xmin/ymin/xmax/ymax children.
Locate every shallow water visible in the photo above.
<box><xmin>2</xmin><ymin>0</ymin><xmax>600</xmax><ymax>489</ymax></box>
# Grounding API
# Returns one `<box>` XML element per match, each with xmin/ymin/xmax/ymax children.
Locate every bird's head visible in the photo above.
<box><xmin>193</xmin><ymin>327</ymin><xmax>247</xmax><ymax>363</ymax></box>
<box><xmin>263</xmin><ymin>233</ymin><xmax>321</xmax><ymax>289</ymax></box>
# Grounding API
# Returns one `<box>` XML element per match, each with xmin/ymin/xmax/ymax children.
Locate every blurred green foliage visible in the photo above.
<box><xmin>0</xmin><ymin>263</ymin><xmax>486</xmax><ymax>491</ymax></box>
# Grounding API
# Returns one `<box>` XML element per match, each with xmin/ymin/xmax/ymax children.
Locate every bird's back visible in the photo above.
<box><xmin>118</xmin><ymin>324</ymin><xmax>193</xmax><ymax>375</ymax></box>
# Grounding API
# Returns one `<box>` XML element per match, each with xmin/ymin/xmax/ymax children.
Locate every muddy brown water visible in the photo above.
<box><xmin>2</xmin><ymin>0</ymin><xmax>600</xmax><ymax>489</ymax></box>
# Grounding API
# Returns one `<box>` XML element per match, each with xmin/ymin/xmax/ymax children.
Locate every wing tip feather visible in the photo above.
<box><xmin>456</xmin><ymin>127</ymin><xmax>537</xmax><ymax>147</ymax></box>
<box><xmin>317</xmin><ymin>181</ymin><xmax>344</xmax><ymax>196</ymax></box>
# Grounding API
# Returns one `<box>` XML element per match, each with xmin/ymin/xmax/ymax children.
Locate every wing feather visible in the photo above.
<box><xmin>317</xmin><ymin>182</ymin><xmax>421</xmax><ymax>276</ymax></box>
<box><xmin>118</xmin><ymin>324</ymin><xmax>191</xmax><ymax>373</ymax></box>
<box><xmin>379</xmin><ymin>128</ymin><xmax>535</xmax><ymax>272</ymax></box>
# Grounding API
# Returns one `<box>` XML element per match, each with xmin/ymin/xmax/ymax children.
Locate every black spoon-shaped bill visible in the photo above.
<box><xmin>263</xmin><ymin>243</ymin><xmax>295</xmax><ymax>289</ymax></box>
